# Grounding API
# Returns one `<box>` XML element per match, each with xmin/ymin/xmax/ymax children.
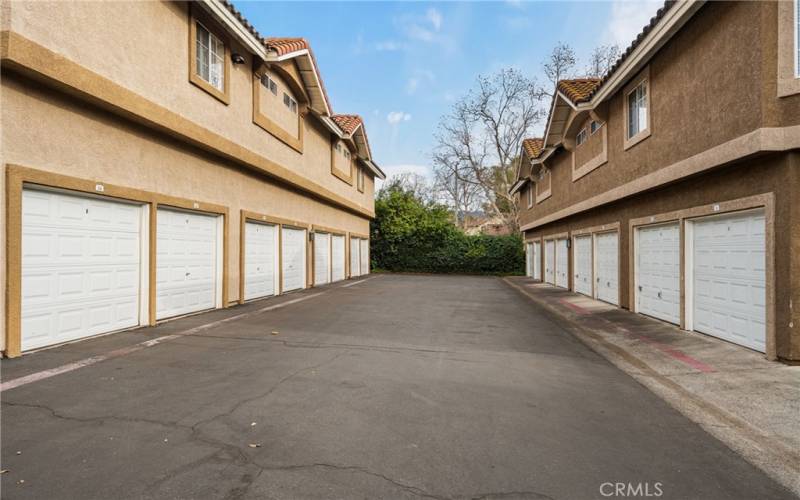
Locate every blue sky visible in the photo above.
<box><xmin>234</xmin><ymin>1</ymin><xmax>661</xmax><ymax>184</ymax></box>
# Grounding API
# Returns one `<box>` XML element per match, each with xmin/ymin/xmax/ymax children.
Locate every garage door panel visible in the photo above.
<box><xmin>244</xmin><ymin>222</ymin><xmax>277</xmax><ymax>300</ymax></box>
<box><xmin>314</xmin><ymin>233</ymin><xmax>331</xmax><ymax>286</ymax></box>
<box><xmin>544</xmin><ymin>240</ymin><xmax>555</xmax><ymax>284</ymax></box>
<box><xmin>533</xmin><ymin>242</ymin><xmax>541</xmax><ymax>281</ymax></box>
<box><xmin>636</xmin><ymin>223</ymin><xmax>680</xmax><ymax>324</ymax></box>
<box><xmin>282</xmin><ymin>227</ymin><xmax>307</xmax><ymax>292</ymax></box>
<box><xmin>574</xmin><ymin>236</ymin><xmax>592</xmax><ymax>296</ymax></box>
<box><xmin>350</xmin><ymin>238</ymin><xmax>360</xmax><ymax>277</ymax></box>
<box><xmin>360</xmin><ymin>239</ymin><xmax>369</xmax><ymax>275</ymax></box>
<box><xmin>331</xmin><ymin>235</ymin><xmax>345</xmax><ymax>282</ymax></box>
<box><xmin>22</xmin><ymin>189</ymin><xmax>144</xmax><ymax>351</ymax></box>
<box><xmin>555</xmin><ymin>239</ymin><xmax>568</xmax><ymax>288</ymax></box>
<box><xmin>156</xmin><ymin>208</ymin><xmax>218</xmax><ymax>320</ymax></box>
<box><xmin>595</xmin><ymin>232</ymin><xmax>619</xmax><ymax>306</ymax></box>
<box><xmin>692</xmin><ymin>210</ymin><xmax>765</xmax><ymax>352</ymax></box>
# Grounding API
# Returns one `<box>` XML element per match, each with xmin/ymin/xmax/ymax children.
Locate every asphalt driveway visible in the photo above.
<box><xmin>1</xmin><ymin>274</ymin><xmax>795</xmax><ymax>500</ymax></box>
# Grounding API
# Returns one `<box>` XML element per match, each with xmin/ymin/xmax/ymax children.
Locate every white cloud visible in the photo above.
<box><xmin>387</xmin><ymin>111</ymin><xmax>412</xmax><ymax>125</ymax></box>
<box><xmin>375</xmin><ymin>40</ymin><xmax>407</xmax><ymax>52</ymax></box>
<box><xmin>405</xmin><ymin>69</ymin><xmax>435</xmax><ymax>95</ymax></box>
<box><xmin>604</xmin><ymin>1</ymin><xmax>663</xmax><ymax>47</ymax></box>
<box><xmin>398</xmin><ymin>7</ymin><xmax>445</xmax><ymax>44</ymax></box>
<box><xmin>426</xmin><ymin>8</ymin><xmax>443</xmax><ymax>31</ymax></box>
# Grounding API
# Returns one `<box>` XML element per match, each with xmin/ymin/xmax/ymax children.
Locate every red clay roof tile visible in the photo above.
<box><xmin>522</xmin><ymin>138</ymin><xmax>544</xmax><ymax>159</ymax></box>
<box><xmin>557</xmin><ymin>78</ymin><xmax>602</xmax><ymax>104</ymax></box>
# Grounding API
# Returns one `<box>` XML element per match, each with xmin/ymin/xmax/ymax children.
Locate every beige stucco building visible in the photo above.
<box><xmin>512</xmin><ymin>1</ymin><xmax>800</xmax><ymax>361</ymax></box>
<box><xmin>0</xmin><ymin>0</ymin><xmax>384</xmax><ymax>357</ymax></box>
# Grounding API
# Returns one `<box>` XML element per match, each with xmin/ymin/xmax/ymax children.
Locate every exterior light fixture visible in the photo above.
<box><xmin>231</xmin><ymin>53</ymin><xmax>246</xmax><ymax>65</ymax></box>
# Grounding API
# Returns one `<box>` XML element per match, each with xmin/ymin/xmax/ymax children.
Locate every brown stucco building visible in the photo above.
<box><xmin>0</xmin><ymin>0</ymin><xmax>385</xmax><ymax>357</ymax></box>
<box><xmin>512</xmin><ymin>1</ymin><xmax>800</xmax><ymax>361</ymax></box>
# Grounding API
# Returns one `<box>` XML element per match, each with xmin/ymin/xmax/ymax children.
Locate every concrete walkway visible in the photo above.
<box><xmin>505</xmin><ymin>276</ymin><xmax>800</xmax><ymax>497</ymax></box>
<box><xmin>1</xmin><ymin>274</ymin><xmax>796</xmax><ymax>499</ymax></box>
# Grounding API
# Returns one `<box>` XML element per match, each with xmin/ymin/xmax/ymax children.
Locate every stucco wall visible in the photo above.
<box><xmin>4</xmin><ymin>0</ymin><xmax>374</xmax><ymax>208</ymax></box>
<box><xmin>257</xmin><ymin>70</ymin><xmax>300</xmax><ymax>140</ymax></box>
<box><xmin>523</xmin><ymin>153</ymin><xmax>797</xmax><ymax>360</ymax></box>
<box><xmin>0</xmin><ymin>73</ymin><xmax>371</xmax><ymax>352</ymax></box>
<box><xmin>520</xmin><ymin>1</ymin><xmax>799</xmax><ymax>231</ymax></box>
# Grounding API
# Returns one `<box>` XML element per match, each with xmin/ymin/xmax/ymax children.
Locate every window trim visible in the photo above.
<box><xmin>252</xmin><ymin>63</ymin><xmax>305</xmax><ymax>153</ymax></box>
<box><xmin>590</xmin><ymin>120</ymin><xmax>602</xmax><ymax>135</ymax></box>
<box><xmin>795</xmin><ymin>0</ymin><xmax>799</xmax><ymax>78</ymax></box>
<box><xmin>357</xmin><ymin>166</ymin><xmax>365</xmax><ymax>193</ymax></box>
<box><xmin>576</xmin><ymin>128</ymin><xmax>588</xmax><ymax>147</ymax></box>
<box><xmin>527</xmin><ymin>184</ymin><xmax>533</xmax><ymax>208</ymax></box>
<box><xmin>331</xmin><ymin>139</ymin><xmax>354</xmax><ymax>185</ymax></box>
<box><xmin>188</xmin><ymin>8</ymin><xmax>230</xmax><ymax>105</ymax></box>
<box><xmin>622</xmin><ymin>67</ymin><xmax>651</xmax><ymax>150</ymax></box>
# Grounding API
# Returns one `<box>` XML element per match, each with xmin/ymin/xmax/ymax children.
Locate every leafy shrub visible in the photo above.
<box><xmin>370</xmin><ymin>185</ymin><xmax>524</xmax><ymax>275</ymax></box>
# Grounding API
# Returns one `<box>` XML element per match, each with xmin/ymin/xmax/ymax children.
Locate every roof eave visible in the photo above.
<box><xmin>267</xmin><ymin>49</ymin><xmax>332</xmax><ymax>116</ymax></box>
<box><xmin>509</xmin><ymin>178</ymin><xmax>528</xmax><ymax>196</ymax></box>
<box><xmin>200</xmin><ymin>0</ymin><xmax>266</xmax><ymax>58</ymax></box>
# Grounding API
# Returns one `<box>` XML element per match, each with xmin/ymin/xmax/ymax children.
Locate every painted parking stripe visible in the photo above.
<box><xmin>1</xmin><ymin>292</ymin><xmax>326</xmax><ymax>393</ymax></box>
<box><xmin>341</xmin><ymin>278</ymin><xmax>372</xmax><ymax>288</ymax></box>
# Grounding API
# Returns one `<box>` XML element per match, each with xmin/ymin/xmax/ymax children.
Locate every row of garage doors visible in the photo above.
<box><xmin>20</xmin><ymin>187</ymin><xmax>368</xmax><ymax>352</ymax></box>
<box><xmin>526</xmin><ymin>209</ymin><xmax>766</xmax><ymax>352</ymax></box>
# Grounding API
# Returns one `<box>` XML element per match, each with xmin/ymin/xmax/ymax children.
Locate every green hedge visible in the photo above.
<box><xmin>370</xmin><ymin>186</ymin><xmax>524</xmax><ymax>275</ymax></box>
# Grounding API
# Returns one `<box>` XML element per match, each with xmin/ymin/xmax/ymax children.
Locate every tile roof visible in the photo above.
<box><xmin>264</xmin><ymin>37</ymin><xmax>310</xmax><ymax>57</ymax></box>
<box><xmin>332</xmin><ymin>114</ymin><xmax>372</xmax><ymax>160</ymax></box>
<box><xmin>522</xmin><ymin>138</ymin><xmax>544</xmax><ymax>159</ymax></box>
<box><xmin>557</xmin><ymin>78</ymin><xmax>602</xmax><ymax>104</ymax></box>
<box><xmin>331</xmin><ymin>114</ymin><xmax>362</xmax><ymax>135</ymax></box>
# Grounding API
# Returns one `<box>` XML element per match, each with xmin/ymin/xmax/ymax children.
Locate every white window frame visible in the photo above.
<box><xmin>576</xmin><ymin>128</ymin><xmax>588</xmax><ymax>146</ymax></box>
<box><xmin>195</xmin><ymin>21</ymin><xmax>225</xmax><ymax>92</ymax></box>
<box><xmin>623</xmin><ymin>67</ymin><xmax>651</xmax><ymax>150</ymax></box>
<box><xmin>795</xmin><ymin>0</ymin><xmax>799</xmax><ymax>78</ymax></box>
<box><xmin>260</xmin><ymin>74</ymin><xmax>278</xmax><ymax>95</ymax></box>
<box><xmin>527</xmin><ymin>184</ymin><xmax>533</xmax><ymax>208</ymax></box>
<box><xmin>627</xmin><ymin>82</ymin><xmax>647</xmax><ymax>139</ymax></box>
<box><xmin>590</xmin><ymin>120</ymin><xmax>602</xmax><ymax>135</ymax></box>
<box><xmin>283</xmin><ymin>92</ymin><xmax>298</xmax><ymax>114</ymax></box>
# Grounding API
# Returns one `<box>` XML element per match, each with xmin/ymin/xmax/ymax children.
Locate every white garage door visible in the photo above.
<box><xmin>281</xmin><ymin>227</ymin><xmax>307</xmax><ymax>292</ymax></box>
<box><xmin>156</xmin><ymin>208</ymin><xmax>219</xmax><ymax>320</ymax></box>
<box><xmin>21</xmin><ymin>188</ymin><xmax>143</xmax><ymax>351</ymax></box>
<box><xmin>573</xmin><ymin>235</ymin><xmax>592</xmax><ymax>297</ymax></box>
<box><xmin>331</xmin><ymin>235</ymin><xmax>345</xmax><ymax>282</ymax></box>
<box><xmin>691</xmin><ymin>210</ymin><xmax>765</xmax><ymax>352</ymax></box>
<box><xmin>594</xmin><ymin>232</ymin><xmax>619</xmax><ymax>305</ymax></box>
<box><xmin>244</xmin><ymin>221</ymin><xmax>277</xmax><ymax>301</ymax></box>
<box><xmin>350</xmin><ymin>238</ymin><xmax>360</xmax><ymax>277</ymax></box>
<box><xmin>533</xmin><ymin>241</ymin><xmax>542</xmax><ymax>281</ymax></box>
<box><xmin>360</xmin><ymin>239</ymin><xmax>369</xmax><ymax>275</ymax></box>
<box><xmin>556</xmin><ymin>238</ymin><xmax>569</xmax><ymax>288</ymax></box>
<box><xmin>544</xmin><ymin>240</ymin><xmax>555</xmax><ymax>285</ymax></box>
<box><xmin>526</xmin><ymin>242</ymin><xmax>533</xmax><ymax>277</ymax></box>
<box><xmin>637</xmin><ymin>223</ymin><xmax>680</xmax><ymax>324</ymax></box>
<box><xmin>314</xmin><ymin>232</ymin><xmax>330</xmax><ymax>286</ymax></box>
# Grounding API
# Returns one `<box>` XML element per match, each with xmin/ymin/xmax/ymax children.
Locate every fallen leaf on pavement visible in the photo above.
<box><xmin>248</xmin><ymin>443</ymin><xmax>261</xmax><ymax>448</ymax></box>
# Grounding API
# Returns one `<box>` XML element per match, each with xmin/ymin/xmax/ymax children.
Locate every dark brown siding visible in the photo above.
<box><xmin>524</xmin><ymin>153</ymin><xmax>797</xmax><ymax>360</ymax></box>
<box><xmin>521</xmin><ymin>2</ymin><xmax>798</xmax><ymax>230</ymax></box>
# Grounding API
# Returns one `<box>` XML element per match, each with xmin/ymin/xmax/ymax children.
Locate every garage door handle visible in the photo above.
<box><xmin>638</xmin><ymin>286</ymin><xmax>642</xmax><ymax>292</ymax></box>
<box><xmin>185</xmin><ymin>272</ymin><xmax>191</xmax><ymax>276</ymax></box>
<box><xmin>657</xmin><ymin>291</ymin><xmax>662</xmax><ymax>299</ymax></box>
